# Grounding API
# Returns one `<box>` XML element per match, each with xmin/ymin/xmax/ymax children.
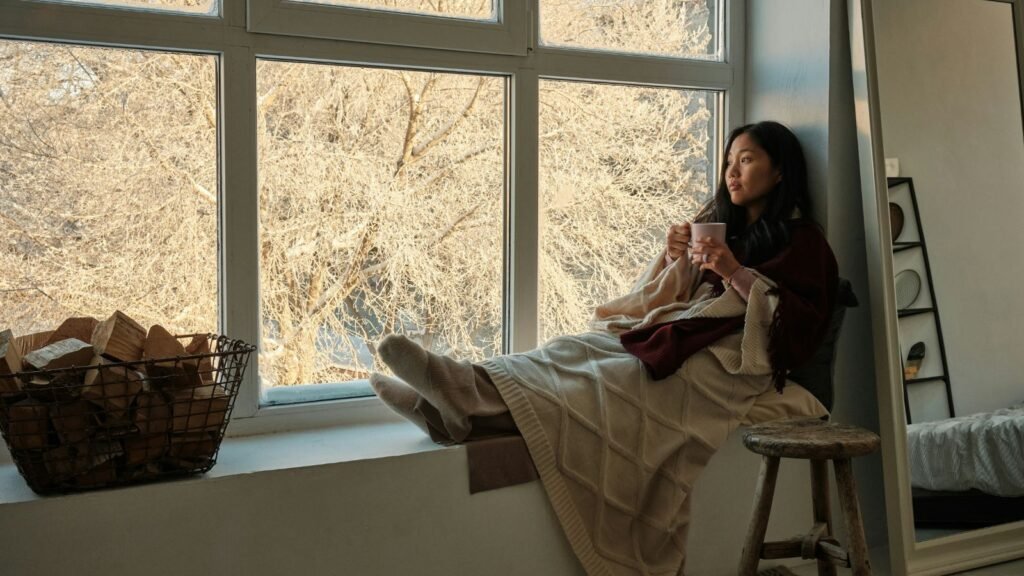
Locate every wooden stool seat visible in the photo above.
<box><xmin>738</xmin><ymin>418</ymin><xmax>881</xmax><ymax>576</ymax></box>
<box><xmin>743</xmin><ymin>418</ymin><xmax>881</xmax><ymax>460</ymax></box>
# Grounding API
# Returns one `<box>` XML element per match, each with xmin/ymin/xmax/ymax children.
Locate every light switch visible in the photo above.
<box><xmin>885</xmin><ymin>157</ymin><xmax>900</xmax><ymax>177</ymax></box>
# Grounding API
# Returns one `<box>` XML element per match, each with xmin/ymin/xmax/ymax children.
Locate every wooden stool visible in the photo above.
<box><xmin>737</xmin><ymin>418</ymin><xmax>881</xmax><ymax>576</ymax></box>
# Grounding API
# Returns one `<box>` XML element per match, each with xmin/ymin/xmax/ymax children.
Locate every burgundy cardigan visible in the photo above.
<box><xmin>620</xmin><ymin>219</ymin><xmax>838</xmax><ymax>391</ymax></box>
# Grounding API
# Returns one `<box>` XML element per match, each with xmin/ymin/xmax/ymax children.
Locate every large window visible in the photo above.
<box><xmin>0</xmin><ymin>40</ymin><xmax>218</xmax><ymax>337</ymax></box>
<box><xmin>540</xmin><ymin>0</ymin><xmax>721</xmax><ymax>59</ymax></box>
<box><xmin>256</xmin><ymin>62</ymin><xmax>505</xmax><ymax>400</ymax></box>
<box><xmin>538</xmin><ymin>81</ymin><xmax>716</xmax><ymax>343</ymax></box>
<box><xmin>295</xmin><ymin>0</ymin><xmax>494</xmax><ymax>20</ymax></box>
<box><xmin>0</xmin><ymin>0</ymin><xmax>740</xmax><ymax>426</ymax></box>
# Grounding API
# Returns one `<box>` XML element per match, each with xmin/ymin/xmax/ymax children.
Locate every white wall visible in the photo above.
<box><xmin>0</xmin><ymin>426</ymin><xmax>820</xmax><ymax>576</ymax></box>
<box><xmin>874</xmin><ymin>0</ymin><xmax>1024</xmax><ymax>417</ymax></box>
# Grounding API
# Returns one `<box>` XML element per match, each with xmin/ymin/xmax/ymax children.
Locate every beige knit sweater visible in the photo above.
<box><xmin>480</xmin><ymin>254</ymin><xmax>825</xmax><ymax>576</ymax></box>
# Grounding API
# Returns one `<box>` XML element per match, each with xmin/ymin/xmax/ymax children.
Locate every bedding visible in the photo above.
<box><xmin>907</xmin><ymin>402</ymin><xmax>1024</xmax><ymax>497</ymax></box>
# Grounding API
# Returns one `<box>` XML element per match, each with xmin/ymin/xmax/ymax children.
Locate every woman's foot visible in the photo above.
<box><xmin>369</xmin><ymin>373</ymin><xmax>431</xmax><ymax>436</ymax></box>
<box><xmin>375</xmin><ymin>333</ymin><xmax>477</xmax><ymax>441</ymax></box>
<box><xmin>376</xmin><ymin>334</ymin><xmax>434</xmax><ymax>392</ymax></box>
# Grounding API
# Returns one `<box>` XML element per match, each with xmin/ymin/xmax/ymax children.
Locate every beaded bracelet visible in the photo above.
<box><xmin>722</xmin><ymin>266</ymin><xmax>745</xmax><ymax>289</ymax></box>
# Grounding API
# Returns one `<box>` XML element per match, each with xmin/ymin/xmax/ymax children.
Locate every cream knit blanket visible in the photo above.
<box><xmin>480</xmin><ymin>254</ymin><xmax>797</xmax><ymax>576</ymax></box>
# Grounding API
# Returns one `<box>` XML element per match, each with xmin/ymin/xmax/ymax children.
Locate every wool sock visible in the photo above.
<box><xmin>376</xmin><ymin>334</ymin><xmax>509</xmax><ymax>442</ymax></box>
<box><xmin>369</xmin><ymin>373</ymin><xmax>431</xmax><ymax>436</ymax></box>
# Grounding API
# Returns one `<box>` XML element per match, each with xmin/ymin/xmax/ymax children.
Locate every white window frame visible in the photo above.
<box><xmin>0</xmin><ymin>0</ymin><xmax>745</xmax><ymax>436</ymax></box>
<box><xmin>248</xmin><ymin>0</ymin><xmax>528</xmax><ymax>55</ymax></box>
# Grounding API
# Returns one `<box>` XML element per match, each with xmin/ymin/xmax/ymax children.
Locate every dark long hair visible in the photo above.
<box><xmin>694</xmin><ymin>121</ymin><xmax>813</xmax><ymax>266</ymax></box>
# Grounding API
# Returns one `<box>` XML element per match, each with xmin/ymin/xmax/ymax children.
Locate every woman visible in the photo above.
<box><xmin>371</xmin><ymin>121</ymin><xmax>837</xmax><ymax>576</ymax></box>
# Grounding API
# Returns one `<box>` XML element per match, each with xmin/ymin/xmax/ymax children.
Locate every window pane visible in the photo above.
<box><xmin>0</xmin><ymin>40</ymin><xmax>219</xmax><ymax>337</ymax></box>
<box><xmin>36</xmin><ymin>0</ymin><xmax>217</xmax><ymax>15</ymax></box>
<box><xmin>257</xmin><ymin>61</ymin><xmax>504</xmax><ymax>398</ymax></box>
<box><xmin>538</xmin><ymin>80</ymin><xmax>716</xmax><ymax>343</ymax></box>
<box><xmin>540</xmin><ymin>0</ymin><xmax>720</xmax><ymax>60</ymax></box>
<box><xmin>291</xmin><ymin>0</ymin><xmax>494</xmax><ymax>20</ymax></box>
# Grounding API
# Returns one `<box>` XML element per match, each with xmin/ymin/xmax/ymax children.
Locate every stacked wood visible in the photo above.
<box><xmin>168</xmin><ymin>432</ymin><xmax>218</xmax><ymax>466</ymax></box>
<box><xmin>134</xmin><ymin>392</ymin><xmax>171</xmax><ymax>435</ymax></box>
<box><xmin>44</xmin><ymin>317</ymin><xmax>100</xmax><ymax>348</ymax></box>
<box><xmin>0</xmin><ymin>310</ymin><xmax>235</xmax><ymax>492</ymax></box>
<box><xmin>91</xmin><ymin>311</ymin><xmax>146</xmax><ymax>363</ymax></box>
<box><xmin>185</xmin><ymin>335</ymin><xmax>215</xmax><ymax>385</ymax></box>
<box><xmin>23</xmin><ymin>338</ymin><xmax>94</xmax><ymax>372</ymax></box>
<box><xmin>8</xmin><ymin>399</ymin><xmax>50</xmax><ymax>450</ymax></box>
<box><xmin>12</xmin><ymin>331</ymin><xmax>54</xmax><ymax>358</ymax></box>
<box><xmin>50</xmin><ymin>401</ymin><xmax>94</xmax><ymax>444</ymax></box>
<box><xmin>69</xmin><ymin>442</ymin><xmax>122</xmax><ymax>486</ymax></box>
<box><xmin>124</xmin><ymin>434</ymin><xmax>169</xmax><ymax>466</ymax></box>
<box><xmin>145</xmin><ymin>325</ymin><xmax>203</xmax><ymax>389</ymax></box>
<box><xmin>43</xmin><ymin>445</ymin><xmax>91</xmax><ymax>479</ymax></box>
<box><xmin>82</xmin><ymin>358</ymin><xmax>145</xmax><ymax>423</ymax></box>
<box><xmin>170</xmin><ymin>386</ymin><xmax>230</xmax><ymax>433</ymax></box>
<box><xmin>0</xmin><ymin>330</ymin><xmax>23</xmax><ymax>393</ymax></box>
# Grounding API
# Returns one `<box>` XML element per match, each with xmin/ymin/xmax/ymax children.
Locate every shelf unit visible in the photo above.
<box><xmin>888</xmin><ymin>177</ymin><xmax>955</xmax><ymax>424</ymax></box>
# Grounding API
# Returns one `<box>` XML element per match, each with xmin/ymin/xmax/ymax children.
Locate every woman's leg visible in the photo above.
<box><xmin>374</xmin><ymin>334</ymin><xmax>514</xmax><ymax>442</ymax></box>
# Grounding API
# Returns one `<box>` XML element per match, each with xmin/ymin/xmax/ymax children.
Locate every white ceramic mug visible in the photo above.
<box><xmin>689</xmin><ymin>222</ymin><xmax>726</xmax><ymax>247</ymax></box>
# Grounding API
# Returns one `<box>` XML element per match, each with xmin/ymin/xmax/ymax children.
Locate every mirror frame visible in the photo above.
<box><xmin>849</xmin><ymin>0</ymin><xmax>1024</xmax><ymax>574</ymax></box>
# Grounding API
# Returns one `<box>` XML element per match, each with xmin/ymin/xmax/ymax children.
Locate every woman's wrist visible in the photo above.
<box><xmin>724</xmin><ymin>266</ymin><xmax>755</xmax><ymax>301</ymax></box>
<box><xmin>722</xmin><ymin>264</ymin><xmax>743</xmax><ymax>284</ymax></box>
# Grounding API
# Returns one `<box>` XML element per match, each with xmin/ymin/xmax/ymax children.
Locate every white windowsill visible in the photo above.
<box><xmin>0</xmin><ymin>409</ymin><xmax>444</xmax><ymax>507</ymax></box>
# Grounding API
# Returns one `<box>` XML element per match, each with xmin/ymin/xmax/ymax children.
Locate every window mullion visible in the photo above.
<box><xmin>221</xmin><ymin>46</ymin><xmax>261</xmax><ymax>418</ymax></box>
<box><xmin>726</xmin><ymin>0</ymin><xmax>746</xmax><ymax>130</ymax></box>
<box><xmin>507</xmin><ymin>70</ymin><xmax>540</xmax><ymax>354</ymax></box>
<box><xmin>0</xmin><ymin>2</ymin><xmax>230</xmax><ymax>51</ymax></box>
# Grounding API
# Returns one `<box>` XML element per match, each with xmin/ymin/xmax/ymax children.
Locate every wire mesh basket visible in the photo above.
<box><xmin>0</xmin><ymin>334</ymin><xmax>254</xmax><ymax>495</ymax></box>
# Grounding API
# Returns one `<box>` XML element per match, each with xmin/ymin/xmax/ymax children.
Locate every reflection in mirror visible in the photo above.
<box><xmin>872</xmin><ymin>0</ymin><xmax>1024</xmax><ymax>544</ymax></box>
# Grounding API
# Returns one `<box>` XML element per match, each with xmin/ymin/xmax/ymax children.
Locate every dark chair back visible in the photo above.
<box><xmin>786</xmin><ymin>278</ymin><xmax>858</xmax><ymax>412</ymax></box>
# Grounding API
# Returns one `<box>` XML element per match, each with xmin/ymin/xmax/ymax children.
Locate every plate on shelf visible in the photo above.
<box><xmin>895</xmin><ymin>269</ymin><xmax>922</xmax><ymax>309</ymax></box>
<box><xmin>889</xmin><ymin>202</ymin><xmax>905</xmax><ymax>241</ymax></box>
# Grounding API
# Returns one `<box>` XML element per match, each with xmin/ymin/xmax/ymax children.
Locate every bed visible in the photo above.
<box><xmin>907</xmin><ymin>402</ymin><xmax>1024</xmax><ymax>527</ymax></box>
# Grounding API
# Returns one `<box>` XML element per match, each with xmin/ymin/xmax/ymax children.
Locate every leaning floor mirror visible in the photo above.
<box><xmin>850</xmin><ymin>0</ymin><xmax>1024</xmax><ymax>574</ymax></box>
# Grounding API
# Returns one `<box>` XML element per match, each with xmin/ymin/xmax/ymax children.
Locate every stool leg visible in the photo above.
<box><xmin>738</xmin><ymin>455</ymin><xmax>781</xmax><ymax>576</ymax></box>
<box><xmin>833</xmin><ymin>458</ymin><xmax>872</xmax><ymax>575</ymax></box>
<box><xmin>810</xmin><ymin>460</ymin><xmax>837</xmax><ymax>576</ymax></box>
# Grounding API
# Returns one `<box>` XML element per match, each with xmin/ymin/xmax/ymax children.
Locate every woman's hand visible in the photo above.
<box><xmin>665</xmin><ymin>223</ymin><xmax>692</xmax><ymax>263</ymax></box>
<box><xmin>690</xmin><ymin>236</ymin><xmax>742</xmax><ymax>279</ymax></box>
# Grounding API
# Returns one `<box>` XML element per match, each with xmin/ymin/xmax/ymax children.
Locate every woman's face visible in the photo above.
<box><xmin>725</xmin><ymin>133</ymin><xmax>782</xmax><ymax>221</ymax></box>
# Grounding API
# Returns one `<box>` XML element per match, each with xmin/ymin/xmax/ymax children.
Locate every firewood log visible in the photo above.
<box><xmin>43</xmin><ymin>444</ymin><xmax>91</xmax><ymax>479</ymax></box>
<box><xmin>142</xmin><ymin>324</ymin><xmax>185</xmax><ymax>359</ymax></box>
<box><xmin>8</xmin><ymin>399</ymin><xmax>51</xmax><ymax>450</ymax></box>
<box><xmin>170</xmin><ymin>386</ymin><xmax>229</xmax><ymax>433</ymax></box>
<box><xmin>72</xmin><ymin>459</ymin><xmax>118</xmax><ymax>487</ymax></box>
<box><xmin>124</xmin><ymin>434</ymin><xmax>168</xmax><ymax>466</ymax></box>
<box><xmin>44</xmin><ymin>317</ymin><xmax>100</xmax><ymax>347</ymax></box>
<box><xmin>82</xmin><ymin>356</ymin><xmax>145</xmax><ymax>422</ymax></box>
<box><xmin>167</xmin><ymin>432</ymin><xmax>218</xmax><ymax>467</ymax></box>
<box><xmin>91</xmin><ymin>310</ymin><xmax>146</xmax><ymax>363</ymax></box>
<box><xmin>134</xmin><ymin>392</ymin><xmax>172</xmax><ymax>435</ymax></box>
<box><xmin>50</xmin><ymin>401</ymin><xmax>95</xmax><ymax>445</ymax></box>
<box><xmin>22</xmin><ymin>338</ymin><xmax>94</xmax><ymax>371</ymax></box>
<box><xmin>12</xmin><ymin>331</ymin><xmax>54</xmax><ymax>357</ymax></box>
<box><xmin>185</xmin><ymin>335</ymin><xmax>215</xmax><ymax>385</ymax></box>
<box><xmin>0</xmin><ymin>329</ymin><xmax>23</xmax><ymax>392</ymax></box>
